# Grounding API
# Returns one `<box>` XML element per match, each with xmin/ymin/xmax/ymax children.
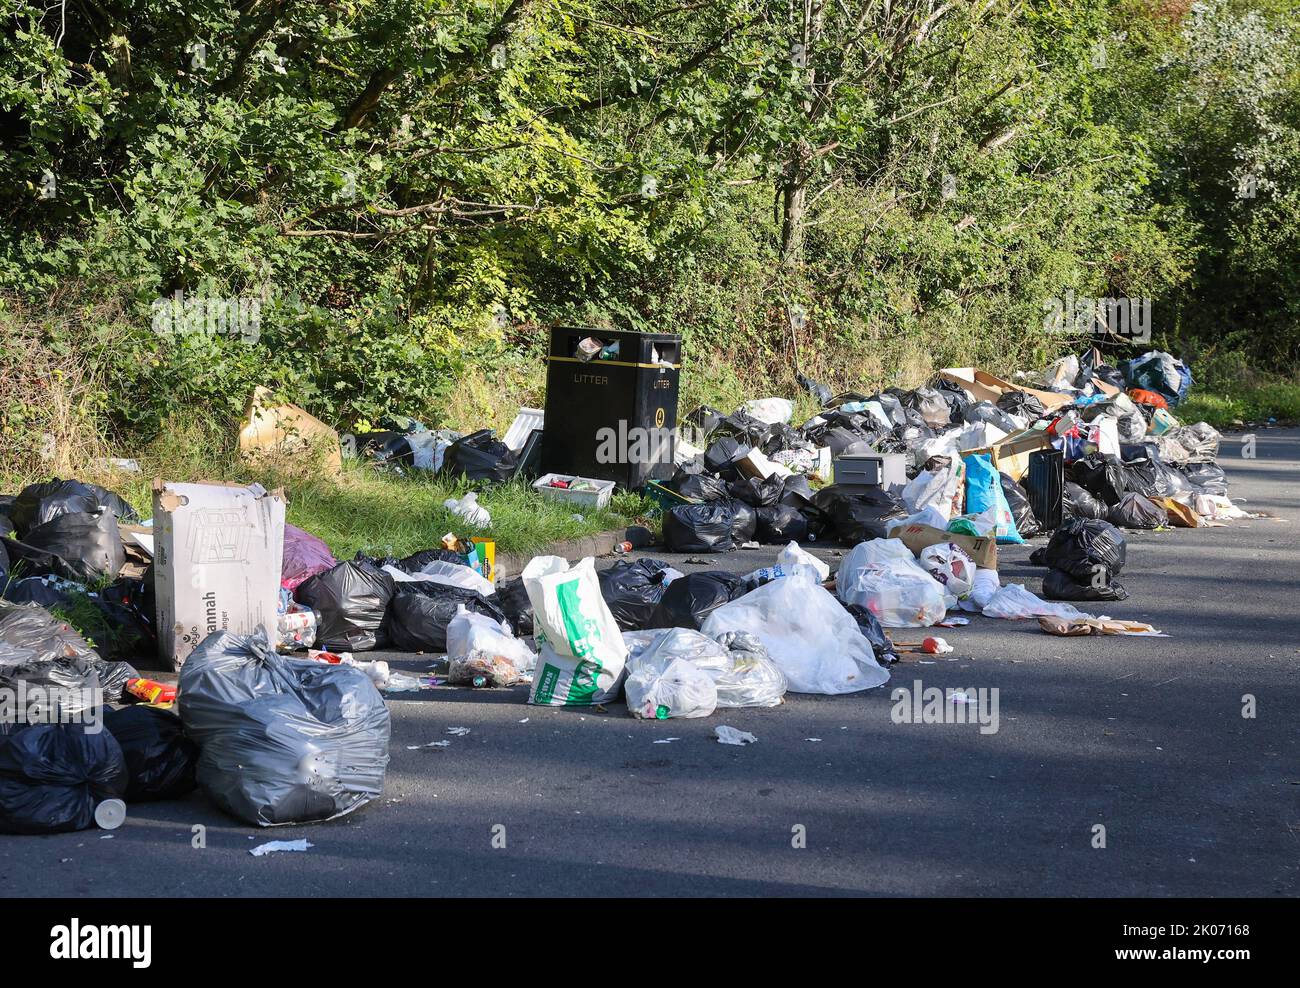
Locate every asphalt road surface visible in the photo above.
<box><xmin>3</xmin><ymin>429</ymin><xmax>1297</xmax><ymax>897</ymax></box>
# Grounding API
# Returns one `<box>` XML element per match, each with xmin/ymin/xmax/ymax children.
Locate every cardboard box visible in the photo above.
<box><xmin>153</xmin><ymin>480</ymin><xmax>286</xmax><ymax>670</ymax></box>
<box><xmin>887</xmin><ymin>523</ymin><xmax>998</xmax><ymax>570</ymax></box>
<box><xmin>940</xmin><ymin>367</ymin><xmax>1072</xmax><ymax>410</ymax></box>
<box><xmin>238</xmin><ymin>386</ymin><xmax>343</xmax><ymax>475</ymax></box>
<box><xmin>959</xmin><ymin>428</ymin><xmax>1053</xmax><ymax>482</ymax></box>
<box><xmin>735</xmin><ymin>447</ymin><xmax>793</xmax><ymax>481</ymax></box>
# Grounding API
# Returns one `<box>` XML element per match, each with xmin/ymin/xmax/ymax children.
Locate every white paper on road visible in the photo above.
<box><xmin>250</xmin><ymin>839</ymin><xmax>314</xmax><ymax>857</ymax></box>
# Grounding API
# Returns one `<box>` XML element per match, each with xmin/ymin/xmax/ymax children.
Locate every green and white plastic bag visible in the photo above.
<box><xmin>522</xmin><ymin>556</ymin><xmax>628</xmax><ymax>706</ymax></box>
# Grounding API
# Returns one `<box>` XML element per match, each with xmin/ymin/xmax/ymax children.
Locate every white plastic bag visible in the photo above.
<box><xmin>623</xmin><ymin>628</ymin><xmax>726</xmax><ymax>719</ymax></box>
<box><xmin>840</xmin><ymin>537</ymin><xmax>915</xmax><ymax>569</ymax></box>
<box><xmin>711</xmin><ymin>630</ymin><xmax>788</xmax><ymax>708</ymax></box>
<box><xmin>384</xmin><ymin>559</ymin><xmax>495</xmax><ymax>597</ymax></box>
<box><xmin>836</xmin><ymin>539</ymin><xmax>948</xmax><ymax>628</ymax></box>
<box><xmin>408</xmin><ymin>433</ymin><xmax>453</xmax><ymax>473</ymax></box>
<box><xmin>443</xmin><ymin>492</ymin><xmax>491</xmax><ymax>527</ymax></box>
<box><xmin>981</xmin><ymin>583</ymin><xmax>1087</xmax><ymax>620</ymax></box>
<box><xmin>776</xmin><ymin>541</ymin><xmax>830</xmax><ymax>581</ymax></box>
<box><xmin>702</xmin><ymin>569</ymin><xmax>889</xmax><ymax>694</ymax></box>
<box><xmin>446</xmin><ymin>606</ymin><xmax>535</xmax><ymax>672</ymax></box>
<box><xmin>959</xmin><ymin>567</ymin><xmax>1001</xmax><ymax>612</ymax></box>
<box><xmin>625</xmin><ymin>656</ymin><xmax>717</xmax><ymax>720</ymax></box>
<box><xmin>1043</xmin><ymin>354</ymin><xmax>1079</xmax><ymax>389</ymax></box>
<box><xmin>899</xmin><ymin>505</ymin><xmax>950</xmax><ymax>531</ymax></box>
<box><xmin>523</xmin><ymin>556</ymin><xmax>628</xmax><ymax>706</ymax></box>
<box><xmin>741</xmin><ymin>397</ymin><xmax>794</xmax><ymax>425</ymax></box>
<box><xmin>910</xmin><ymin>428</ymin><xmax>962</xmax><ymax>470</ymax></box>
<box><xmin>902</xmin><ymin>459</ymin><xmax>962</xmax><ymax>520</ymax></box>
<box><xmin>918</xmin><ymin>542</ymin><xmax>975</xmax><ymax>599</ymax></box>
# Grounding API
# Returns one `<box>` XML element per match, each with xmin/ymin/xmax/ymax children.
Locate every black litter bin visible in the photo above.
<box><xmin>541</xmin><ymin>327</ymin><xmax>681</xmax><ymax>489</ymax></box>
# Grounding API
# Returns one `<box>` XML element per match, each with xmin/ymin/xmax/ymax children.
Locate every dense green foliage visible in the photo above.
<box><xmin>1</xmin><ymin>0</ymin><xmax>1296</xmax><ymax>455</ymax></box>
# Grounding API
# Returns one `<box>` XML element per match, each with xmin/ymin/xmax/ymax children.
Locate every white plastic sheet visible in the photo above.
<box><xmin>702</xmin><ymin>570</ymin><xmax>889</xmax><ymax>694</ymax></box>
<box><xmin>981</xmin><ymin>583</ymin><xmax>1088</xmax><ymax>620</ymax></box>
<box><xmin>741</xmin><ymin>397</ymin><xmax>794</xmax><ymax>425</ymax></box>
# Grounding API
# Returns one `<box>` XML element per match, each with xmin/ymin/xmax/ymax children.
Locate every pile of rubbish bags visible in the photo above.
<box><xmin>342</xmin><ymin>417</ymin><xmax>525</xmax><ymax>485</ymax></box>
<box><xmin>658</xmin><ymin>348</ymin><xmax>1233</xmax><ymax>558</ymax></box>
<box><xmin>655</xmin><ymin>346</ymin><xmax>1243</xmax><ymax>609</ymax></box>
<box><xmin>0</xmin><ymin>344</ymin><xmax>1251</xmax><ymax>837</ymax></box>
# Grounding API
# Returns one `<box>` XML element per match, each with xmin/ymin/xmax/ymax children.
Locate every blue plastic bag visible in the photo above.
<box><xmin>962</xmin><ymin>453</ymin><xmax>1024</xmax><ymax>544</ymax></box>
<box><xmin>1118</xmin><ymin>351</ymin><xmax>1193</xmax><ymax>406</ymax></box>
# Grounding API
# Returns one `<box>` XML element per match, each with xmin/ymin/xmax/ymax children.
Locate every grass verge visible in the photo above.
<box><xmin>1177</xmin><ymin>378</ymin><xmax>1300</xmax><ymax>430</ymax></box>
<box><xmin>1</xmin><ymin>412</ymin><xmax>659</xmax><ymax>559</ymax></box>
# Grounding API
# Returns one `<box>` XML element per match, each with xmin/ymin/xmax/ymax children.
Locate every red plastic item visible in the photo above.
<box><xmin>126</xmin><ymin>678</ymin><xmax>177</xmax><ymax>705</ymax></box>
<box><xmin>1127</xmin><ymin>388</ymin><xmax>1168</xmax><ymax>409</ymax></box>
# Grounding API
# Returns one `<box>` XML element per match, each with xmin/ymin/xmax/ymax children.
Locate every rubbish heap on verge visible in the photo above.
<box><xmin>0</xmin><ymin>345</ymin><xmax>1247</xmax><ymax>835</ymax></box>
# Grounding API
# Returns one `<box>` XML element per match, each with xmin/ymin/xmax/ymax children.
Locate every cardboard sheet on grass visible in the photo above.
<box><xmin>887</xmin><ymin>522</ymin><xmax>997</xmax><ymax>570</ymax></box>
<box><xmin>940</xmin><ymin>368</ymin><xmax>1072</xmax><ymax>410</ymax></box>
<box><xmin>239</xmin><ymin>386</ymin><xmax>343</xmax><ymax>475</ymax></box>
<box><xmin>153</xmin><ymin>480</ymin><xmax>286</xmax><ymax>670</ymax></box>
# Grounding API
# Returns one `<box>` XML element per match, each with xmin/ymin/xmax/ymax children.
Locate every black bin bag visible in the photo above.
<box><xmin>1029</xmin><ymin>519</ymin><xmax>1127</xmax><ymax>581</ymax></box>
<box><xmin>1070</xmin><ymin>453</ymin><xmax>1127</xmax><ymax>506</ymax></box>
<box><xmin>809</xmin><ymin>486</ymin><xmax>907</xmax><ymax>543</ymax></box>
<box><xmin>104</xmin><ymin>706</ymin><xmax>198</xmax><ymax>802</ymax></box>
<box><xmin>1042</xmin><ymin>567</ymin><xmax>1130</xmax><ymax>602</ymax></box>
<box><xmin>442</xmin><ymin>429</ymin><xmax>517</xmax><ymax>483</ymax></box>
<box><xmin>649</xmin><ymin>571</ymin><xmax>744</xmax><ymax>630</ymax></box>
<box><xmin>755</xmin><ymin>504</ymin><xmax>809</xmax><ymax>544</ymax></box>
<box><xmin>1062</xmin><ymin>481</ymin><xmax>1108</xmax><ymax>520</ymax></box>
<box><xmin>674</xmin><ymin>473</ymin><xmax>728</xmax><ymax>502</ymax></box>
<box><xmin>844</xmin><ymin>602</ymin><xmax>899</xmax><ymax>666</ymax></box>
<box><xmin>294</xmin><ymin>560</ymin><xmax>396</xmax><ymax>651</ymax></box>
<box><xmin>598</xmin><ymin>558</ymin><xmax>672</xmax><ymax>631</ymax></box>
<box><xmin>2</xmin><ymin>509</ymin><xmax>125</xmax><ymax>583</ymax></box>
<box><xmin>0</xmin><ymin>600</ymin><xmax>135</xmax><ymax>704</ymax></box>
<box><xmin>1177</xmin><ymin>462</ymin><xmax>1227</xmax><ymax>495</ymax></box>
<box><xmin>0</xmin><ymin>724</ymin><xmax>128</xmax><ymax>834</ymax></box>
<box><xmin>999</xmin><ymin>473</ymin><xmax>1042</xmax><ymax>538</ymax></box>
<box><xmin>1107</xmin><ymin>492</ymin><xmax>1167</xmax><ymax>530</ymax></box>
<box><xmin>8</xmin><ymin>478</ymin><xmax>139</xmax><ymax>534</ymax></box>
<box><xmin>386</xmin><ymin>583</ymin><xmax>508</xmax><ymax>653</ymax></box>
<box><xmin>179</xmin><ymin>631</ymin><xmax>391</xmax><ymax>826</ymax></box>
<box><xmin>495</xmin><ymin>575</ymin><xmax>534</xmax><ymax>636</ymax></box>
<box><xmin>663</xmin><ymin>503</ymin><xmax>736</xmax><ymax>553</ymax></box>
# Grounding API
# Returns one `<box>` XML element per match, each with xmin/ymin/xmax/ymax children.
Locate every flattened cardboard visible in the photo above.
<box><xmin>940</xmin><ymin>367</ymin><xmax>1072</xmax><ymax>410</ymax></box>
<box><xmin>887</xmin><ymin>522</ymin><xmax>998</xmax><ymax>570</ymax></box>
<box><xmin>239</xmin><ymin>386</ymin><xmax>343</xmax><ymax>474</ymax></box>
<box><xmin>959</xmin><ymin>428</ymin><xmax>1053</xmax><ymax>482</ymax></box>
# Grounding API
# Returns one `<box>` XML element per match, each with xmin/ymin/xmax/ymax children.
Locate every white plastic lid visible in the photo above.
<box><xmin>94</xmin><ymin>799</ymin><xmax>127</xmax><ymax>830</ymax></box>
